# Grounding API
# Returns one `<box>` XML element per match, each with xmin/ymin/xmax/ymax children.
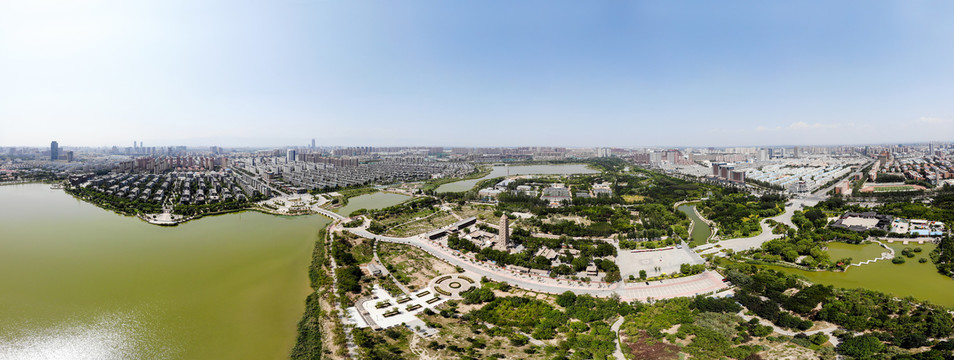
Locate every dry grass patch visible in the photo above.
<box><xmin>622</xmin><ymin>194</ymin><xmax>646</xmax><ymax>203</ymax></box>
<box><xmin>386</xmin><ymin>211</ymin><xmax>458</xmax><ymax>237</ymax></box>
<box><xmin>455</xmin><ymin>204</ymin><xmax>497</xmax><ymax>221</ymax></box>
<box><xmin>416</xmin><ymin>311</ymin><xmax>548</xmax><ymax>359</ymax></box>
<box><xmin>759</xmin><ymin>342</ymin><xmax>816</xmax><ymax>360</ymax></box>
<box><xmin>379</xmin><ymin>242</ymin><xmax>456</xmax><ymax>292</ymax></box>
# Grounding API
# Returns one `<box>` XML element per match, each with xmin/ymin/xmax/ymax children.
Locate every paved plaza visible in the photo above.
<box><xmin>617</xmin><ymin>245</ymin><xmax>705</xmax><ymax>279</ymax></box>
<box><xmin>348</xmin><ymin>285</ymin><xmax>449</xmax><ymax>333</ymax></box>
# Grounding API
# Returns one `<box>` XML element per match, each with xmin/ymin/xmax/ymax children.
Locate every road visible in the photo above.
<box><xmin>338</xmin><ymin>223</ymin><xmax>727</xmax><ymax>301</ymax></box>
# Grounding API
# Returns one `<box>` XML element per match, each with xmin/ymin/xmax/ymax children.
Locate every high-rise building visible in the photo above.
<box><xmin>50</xmin><ymin>141</ymin><xmax>58</xmax><ymax>161</ymax></box>
<box><xmin>286</xmin><ymin>149</ymin><xmax>297</xmax><ymax>163</ymax></box>
<box><xmin>495</xmin><ymin>215</ymin><xmax>510</xmax><ymax>251</ymax></box>
<box><xmin>311</xmin><ymin>139</ymin><xmax>316</xmax><ymax>149</ymax></box>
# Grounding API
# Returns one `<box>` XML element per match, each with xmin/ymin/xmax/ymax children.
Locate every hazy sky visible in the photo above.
<box><xmin>2</xmin><ymin>1</ymin><xmax>953</xmax><ymax>148</ymax></box>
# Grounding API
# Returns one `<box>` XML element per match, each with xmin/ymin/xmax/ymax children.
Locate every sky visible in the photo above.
<box><xmin>1</xmin><ymin>1</ymin><xmax>953</xmax><ymax>148</ymax></box>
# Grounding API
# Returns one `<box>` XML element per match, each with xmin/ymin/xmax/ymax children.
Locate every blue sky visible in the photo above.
<box><xmin>1</xmin><ymin>1</ymin><xmax>953</xmax><ymax>147</ymax></box>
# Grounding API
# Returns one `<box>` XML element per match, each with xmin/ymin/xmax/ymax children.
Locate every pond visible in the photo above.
<box><xmin>766</xmin><ymin>243</ymin><xmax>954</xmax><ymax>307</ymax></box>
<box><xmin>824</xmin><ymin>241</ymin><xmax>885</xmax><ymax>263</ymax></box>
<box><xmin>435</xmin><ymin>164</ymin><xmax>599</xmax><ymax>193</ymax></box>
<box><xmin>334</xmin><ymin>192</ymin><xmax>412</xmax><ymax>216</ymax></box>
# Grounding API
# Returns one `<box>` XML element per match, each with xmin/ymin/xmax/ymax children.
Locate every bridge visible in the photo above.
<box><xmin>314</xmin><ymin>207</ymin><xmax>346</xmax><ymax>221</ymax></box>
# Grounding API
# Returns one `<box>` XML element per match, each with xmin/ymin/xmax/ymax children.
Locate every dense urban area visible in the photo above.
<box><xmin>3</xmin><ymin>141</ymin><xmax>954</xmax><ymax>360</ymax></box>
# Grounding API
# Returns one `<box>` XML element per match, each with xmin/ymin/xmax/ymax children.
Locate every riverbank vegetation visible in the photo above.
<box><xmin>290</xmin><ymin>228</ymin><xmax>330</xmax><ymax>360</ymax></box>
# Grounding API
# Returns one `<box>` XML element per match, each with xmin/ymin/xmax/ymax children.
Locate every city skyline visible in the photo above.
<box><xmin>2</xmin><ymin>1</ymin><xmax>953</xmax><ymax>147</ymax></box>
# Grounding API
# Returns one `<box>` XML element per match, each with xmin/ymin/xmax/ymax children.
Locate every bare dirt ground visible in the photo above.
<box><xmin>621</xmin><ymin>331</ymin><xmax>680</xmax><ymax>360</ymax></box>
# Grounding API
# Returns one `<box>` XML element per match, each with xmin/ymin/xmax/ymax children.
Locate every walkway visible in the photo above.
<box><xmin>314</xmin><ymin>206</ymin><xmax>346</xmax><ymax>221</ymax></box>
<box><xmin>695</xmin><ymin>198</ymin><xmax>811</xmax><ymax>256</ymax></box>
<box><xmin>611</xmin><ymin>316</ymin><xmax>626</xmax><ymax>360</ymax></box>
<box><xmin>844</xmin><ymin>239</ymin><xmax>894</xmax><ymax>269</ymax></box>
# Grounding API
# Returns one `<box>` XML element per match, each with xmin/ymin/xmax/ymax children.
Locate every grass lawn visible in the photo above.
<box><xmin>622</xmin><ymin>194</ymin><xmax>646</xmax><ymax>203</ymax></box>
<box><xmin>873</xmin><ymin>185</ymin><xmax>915</xmax><ymax>192</ymax></box>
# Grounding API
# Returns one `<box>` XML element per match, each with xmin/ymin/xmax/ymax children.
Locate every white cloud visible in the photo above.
<box><xmin>916</xmin><ymin>116</ymin><xmax>953</xmax><ymax>125</ymax></box>
<box><xmin>788</xmin><ymin>121</ymin><xmax>839</xmax><ymax>130</ymax></box>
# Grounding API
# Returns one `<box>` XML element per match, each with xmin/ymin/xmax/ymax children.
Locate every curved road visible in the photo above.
<box><xmin>338</xmin><ymin>223</ymin><xmax>727</xmax><ymax>302</ymax></box>
<box><xmin>695</xmin><ymin>198</ymin><xmax>813</xmax><ymax>256</ymax></box>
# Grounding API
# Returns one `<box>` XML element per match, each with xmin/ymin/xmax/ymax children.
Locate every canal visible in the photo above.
<box><xmin>677</xmin><ymin>204</ymin><xmax>711</xmax><ymax>247</ymax></box>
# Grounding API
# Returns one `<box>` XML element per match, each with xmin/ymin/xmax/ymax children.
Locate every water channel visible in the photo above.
<box><xmin>0</xmin><ymin>184</ymin><xmax>337</xmax><ymax>359</ymax></box>
<box><xmin>435</xmin><ymin>164</ymin><xmax>599</xmax><ymax>193</ymax></box>
<box><xmin>677</xmin><ymin>204</ymin><xmax>711</xmax><ymax>247</ymax></box>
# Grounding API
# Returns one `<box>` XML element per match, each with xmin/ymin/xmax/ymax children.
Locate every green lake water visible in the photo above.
<box><xmin>824</xmin><ymin>242</ymin><xmax>885</xmax><ymax>263</ymax></box>
<box><xmin>335</xmin><ymin>192</ymin><xmax>411</xmax><ymax>216</ymax></box>
<box><xmin>435</xmin><ymin>164</ymin><xmax>598</xmax><ymax>193</ymax></box>
<box><xmin>767</xmin><ymin>243</ymin><xmax>954</xmax><ymax>307</ymax></box>
<box><xmin>677</xmin><ymin>204</ymin><xmax>711</xmax><ymax>247</ymax></box>
<box><xmin>0</xmin><ymin>184</ymin><xmax>331</xmax><ymax>359</ymax></box>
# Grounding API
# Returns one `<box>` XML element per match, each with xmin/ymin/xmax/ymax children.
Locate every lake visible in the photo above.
<box><xmin>0</xmin><ymin>184</ymin><xmax>330</xmax><ymax>359</ymax></box>
<box><xmin>435</xmin><ymin>164</ymin><xmax>599</xmax><ymax>193</ymax></box>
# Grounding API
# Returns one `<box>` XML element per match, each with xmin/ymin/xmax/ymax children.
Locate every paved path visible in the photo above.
<box><xmin>339</xmin><ymin>223</ymin><xmax>727</xmax><ymax>301</ymax></box>
<box><xmin>372</xmin><ymin>241</ymin><xmax>413</xmax><ymax>296</ymax></box>
<box><xmin>611</xmin><ymin>316</ymin><xmax>626</xmax><ymax>360</ymax></box>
